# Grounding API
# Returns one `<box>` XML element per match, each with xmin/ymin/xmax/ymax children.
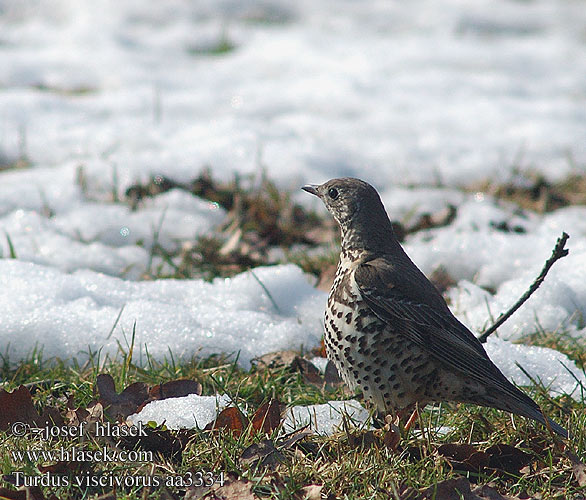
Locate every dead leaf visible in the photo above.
<box><xmin>208</xmin><ymin>407</ymin><xmax>248</xmax><ymax>437</ymax></box>
<box><xmin>96</xmin><ymin>373</ymin><xmax>149</xmax><ymax>419</ymax></box>
<box><xmin>0</xmin><ymin>386</ymin><xmax>41</xmax><ymax>430</ymax></box>
<box><xmin>383</xmin><ymin>427</ymin><xmax>401</xmax><ymax>451</ymax></box>
<box><xmin>149</xmin><ymin>379</ymin><xmax>202</xmax><ymax>401</ymax></box>
<box><xmin>297</xmin><ymin>484</ymin><xmax>323</xmax><ymax>500</ymax></box>
<box><xmin>291</xmin><ymin>356</ymin><xmax>324</xmax><ymax>386</ymax></box>
<box><xmin>0</xmin><ymin>486</ymin><xmax>54</xmax><ymax>500</ymax></box>
<box><xmin>347</xmin><ymin>430</ymin><xmax>379</xmax><ymax>450</ymax></box>
<box><xmin>323</xmin><ymin>360</ymin><xmax>343</xmax><ymax>386</ymax></box>
<box><xmin>207</xmin><ymin>472</ymin><xmax>257</xmax><ymax>500</ymax></box>
<box><xmin>37</xmin><ymin>407</ymin><xmax>65</xmax><ymax>428</ymax></box>
<box><xmin>252</xmin><ymin>350</ymin><xmax>298</xmax><ymax>370</ymax></box>
<box><xmin>420</xmin><ymin>477</ymin><xmax>477</xmax><ymax>500</ymax></box>
<box><xmin>410</xmin><ymin>478</ymin><xmax>519</xmax><ymax>500</ymax></box>
<box><xmin>184</xmin><ymin>485</ymin><xmax>211</xmax><ymax>500</ymax></box>
<box><xmin>118</xmin><ymin>425</ymin><xmax>184</xmax><ymax>461</ymax></box>
<box><xmin>0</xmin><ymin>384</ymin><xmax>66</xmax><ymax>435</ymax></box>
<box><xmin>471</xmin><ymin>484</ymin><xmax>515</xmax><ymax>499</ymax></box>
<box><xmin>279</xmin><ymin>429</ymin><xmax>313</xmax><ymax>450</ymax></box>
<box><xmin>567</xmin><ymin>451</ymin><xmax>586</xmax><ymax>487</ymax></box>
<box><xmin>37</xmin><ymin>460</ymin><xmax>83</xmax><ymax>474</ymax></box>
<box><xmin>66</xmin><ymin>401</ymin><xmax>104</xmax><ymax>428</ymax></box>
<box><xmin>397</xmin><ymin>482</ymin><xmax>423</xmax><ymax>500</ymax></box>
<box><xmin>438</xmin><ymin>443</ymin><xmax>489</xmax><ymax>473</ymax></box>
<box><xmin>485</xmin><ymin>444</ymin><xmax>533</xmax><ymax>475</ymax></box>
<box><xmin>240</xmin><ymin>439</ymin><xmax>282</xmax><ymax>469</ymax></box>
<box><xmin>251</xmin><ymin>399</ymin><xmax>282</xmax><ymax>435</ymax></box>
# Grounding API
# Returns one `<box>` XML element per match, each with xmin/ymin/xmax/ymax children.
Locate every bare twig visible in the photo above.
<box><xmin>478</xmin><ymin>232</ymin><xmax>569</xmax><ymax>343</ymax></box>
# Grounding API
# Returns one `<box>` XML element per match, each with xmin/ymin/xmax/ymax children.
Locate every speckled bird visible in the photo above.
<box><xmin>303</xmin><ymin>177</ymin><xmax>567</xmax><ymax>437</ymax></box>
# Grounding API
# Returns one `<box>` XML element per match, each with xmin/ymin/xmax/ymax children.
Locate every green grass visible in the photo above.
<box><xmin>1</xmin><ymin>342</ymin><xmax>585</xmax><ymax>499</ymax></box>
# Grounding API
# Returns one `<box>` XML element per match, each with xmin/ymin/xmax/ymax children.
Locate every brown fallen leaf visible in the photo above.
<box><xmin>347</xmin><ymin>429</ymin><xmax>379</xmax><ymax>451</ymax></box>
<box><xmin>0</xmin><ymin>486</ymin><xmax>56</xmax><ymax>500</ymax></box>
<box><xmin>37</xmin><ymin>460</ymin><xmax>84</xmax><ymax>475</ymax></box>
<box><xmin>251</xmin><ymin>399</ymin><xmax>282</xmax><ymax>435</ymax></box>
<box><xmin>383</xmin><ymin>427</ymin><xmax>401</xmax><ymax>451</ymax></box>
<box><xmin>240</xmin><ymin>439</ymin><xmax>283</xmax><ymax>470</ymax></box>
<box><xmin>118</xmin><ymin>425</ymin><xmax>184</xmax><ymax>461</ymax></box>
<box><xmin>567</xmin><ymin>451</ymin><xmax>586</xmax><ymax>487</ymax></box>
<box><xmin>208</xmin><ymin>407</ymin><xmax>248</xmax><ymax>437</ymax></box>
<box><xmin>252</xmin><ymin>350</ymin><xmax>298</xmax><ymax>370</ymax></box>
<box><xmin>323</xmin><ymin>360</ymin><xmax>343</xmax><ymax>387</ymax></box>
<box><xmin>485</xmin><ymin>444</ymin><xmax>533</xmax><ymax>476</ymax></box>
<box><xmin>184</xmin><ymin>485</ymin><xmax>211</xmax><ymax>500</ymax></box>
<box><xmin>472</xmin><ymin>484</ymin><xmax>519</xmax><ymax>500</ymax></box>
<box><xmin>0</xmin><ymin>386</ymin><xmax>41</xmax><ymax>431</ymax></box>
<box><xmin>420</xmin><ymin>477</ymin><xmax>477</xmax><ymax>500</ymax></box>
<box><xmin>438</xmin><ymin>443</ymin><xmax>489</xmax><ymax>473</ymax></box>
<box><xmin>96</xmin><ymin>373</ymin><xmax>149</xmax><ymax>419</ymax></box>
<box><xmin>206</xmin><ymin>472</ymin><xmax>257</xmax><ymax>500</ymax></box>
<box><xmin>65</xmin><ymin>401</ymin><xmax>104</xmax><ymax>428</ymax></box>
<box><xmin>148</xmin><ymin>379</ymin><xmax>202</xmax><ymax>401</ymax></box>
<box><xmin>404</xmin><ymin>477</ymin><xmax>523</xmax><ymax>500</ymax></box>
<box><xmin>297</xmin><ymin>484</ymin><xmax>323</xmax><ymax>500</ymax></box>
<box><xmin>279</xmin><ymin>429</ymin><xmax>313</xmax><ymax>450</ymax></box>
<box><xmin>291</xmin><ymin>356</ymin><xmax>323</xmax><ymax>385</ymax></box>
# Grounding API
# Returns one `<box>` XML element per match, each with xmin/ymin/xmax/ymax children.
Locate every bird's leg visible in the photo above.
<box><xmin>403</xmin><ymin>406</ymin><xmax>420</xmax><ymax>433</ymax></box>
<box><xmin>395</xmin><ymin>403</ymin><xmax>419</xmax><ymax>434</ymax></box>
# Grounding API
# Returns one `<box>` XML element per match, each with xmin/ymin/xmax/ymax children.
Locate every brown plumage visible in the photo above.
<box><xmin>303</xmin><ymin>177</ymin><xmax>567</xmax><ymax>437</ymax></box>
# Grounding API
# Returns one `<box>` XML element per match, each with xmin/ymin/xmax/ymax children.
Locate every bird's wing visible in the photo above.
<box><xmin>354</xmin><ymin>256</ymin><xmax>507</xmax><ymax>386</ymax></box>
<box><xmin>355</xmin><ymin>255</ymin><xmax>568</xmax><ymax>437</ymax></box>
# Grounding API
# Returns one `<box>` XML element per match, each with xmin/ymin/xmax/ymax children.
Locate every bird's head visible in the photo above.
<box><xmin>302</xmin><ymin>177</ymin><xmax>396</xmax><ymax>251</ymax></box>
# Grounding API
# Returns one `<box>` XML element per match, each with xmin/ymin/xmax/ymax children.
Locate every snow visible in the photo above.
<box><xmin>0</xmin><ymin>0</ymin><xmax>585</xmax><ymax>412</ymax></box>
<box><xmin>127</xmin><ymin>396</ymin><xmax>373</xmax><ymax>436</ymax></box>
<box><xmin>283</xmin><ymin>400</ymin><xmax>372</xmax><ymax>436</ymax></box>
<box><xmin>0</xmin><ymin>0</ymin><xmax>584</xmax><ymax>192</ymax></box>
<box><xmin>0</xmin><ymin>261</ymin><xmax>324</xmax><ymax>368</ymax></box>
<box><xmin>128</xmin><ymin>393</ymin><xmax>232</xmax><ymax>430</ymax></box>
<box><xmin>485</xmin><ymin>337</ymin><xmax>585</xmax><ymax>399</ymax></box>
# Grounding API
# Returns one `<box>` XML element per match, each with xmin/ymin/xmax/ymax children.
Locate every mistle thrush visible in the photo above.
<box><xmin>303</xmin><ymin>177</ymin><xmax>567</xmax><ymax>437</ymax></box>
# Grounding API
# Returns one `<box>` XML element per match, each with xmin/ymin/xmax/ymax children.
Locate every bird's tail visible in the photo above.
<box><xmin>487</xmin><ymin>385</ymin><xmax>568</xmax><ymax>438</ymax></box>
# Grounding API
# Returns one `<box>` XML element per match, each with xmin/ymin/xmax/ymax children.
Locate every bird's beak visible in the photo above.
<box><xmin>302</xmin><ymin>184</ymin><xmax>320</xmax><ymax>196</ymax></box>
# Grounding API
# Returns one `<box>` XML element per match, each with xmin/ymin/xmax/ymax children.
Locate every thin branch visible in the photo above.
<box><xmin>478</xmin><ymin>232</ymin><xmax>569</xmax><ymax>343</ymax></box>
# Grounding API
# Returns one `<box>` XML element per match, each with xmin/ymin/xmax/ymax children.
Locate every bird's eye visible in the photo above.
<box><xmin>328</xmin><ymin>187</ymin><xmax>339</xmax><ymax>200</ymax></box>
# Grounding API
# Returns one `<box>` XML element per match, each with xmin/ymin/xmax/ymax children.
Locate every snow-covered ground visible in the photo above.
<box><xmin>0</xmin><ymin>0</ymin><xmax>585</xmax><ymax>405</ymax></box>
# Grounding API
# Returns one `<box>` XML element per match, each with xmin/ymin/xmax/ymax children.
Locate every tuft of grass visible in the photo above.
<box><xmin>465</xmin><ymin>168</ymin><xmax>586</xmax><ymax>214</ymax></box>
